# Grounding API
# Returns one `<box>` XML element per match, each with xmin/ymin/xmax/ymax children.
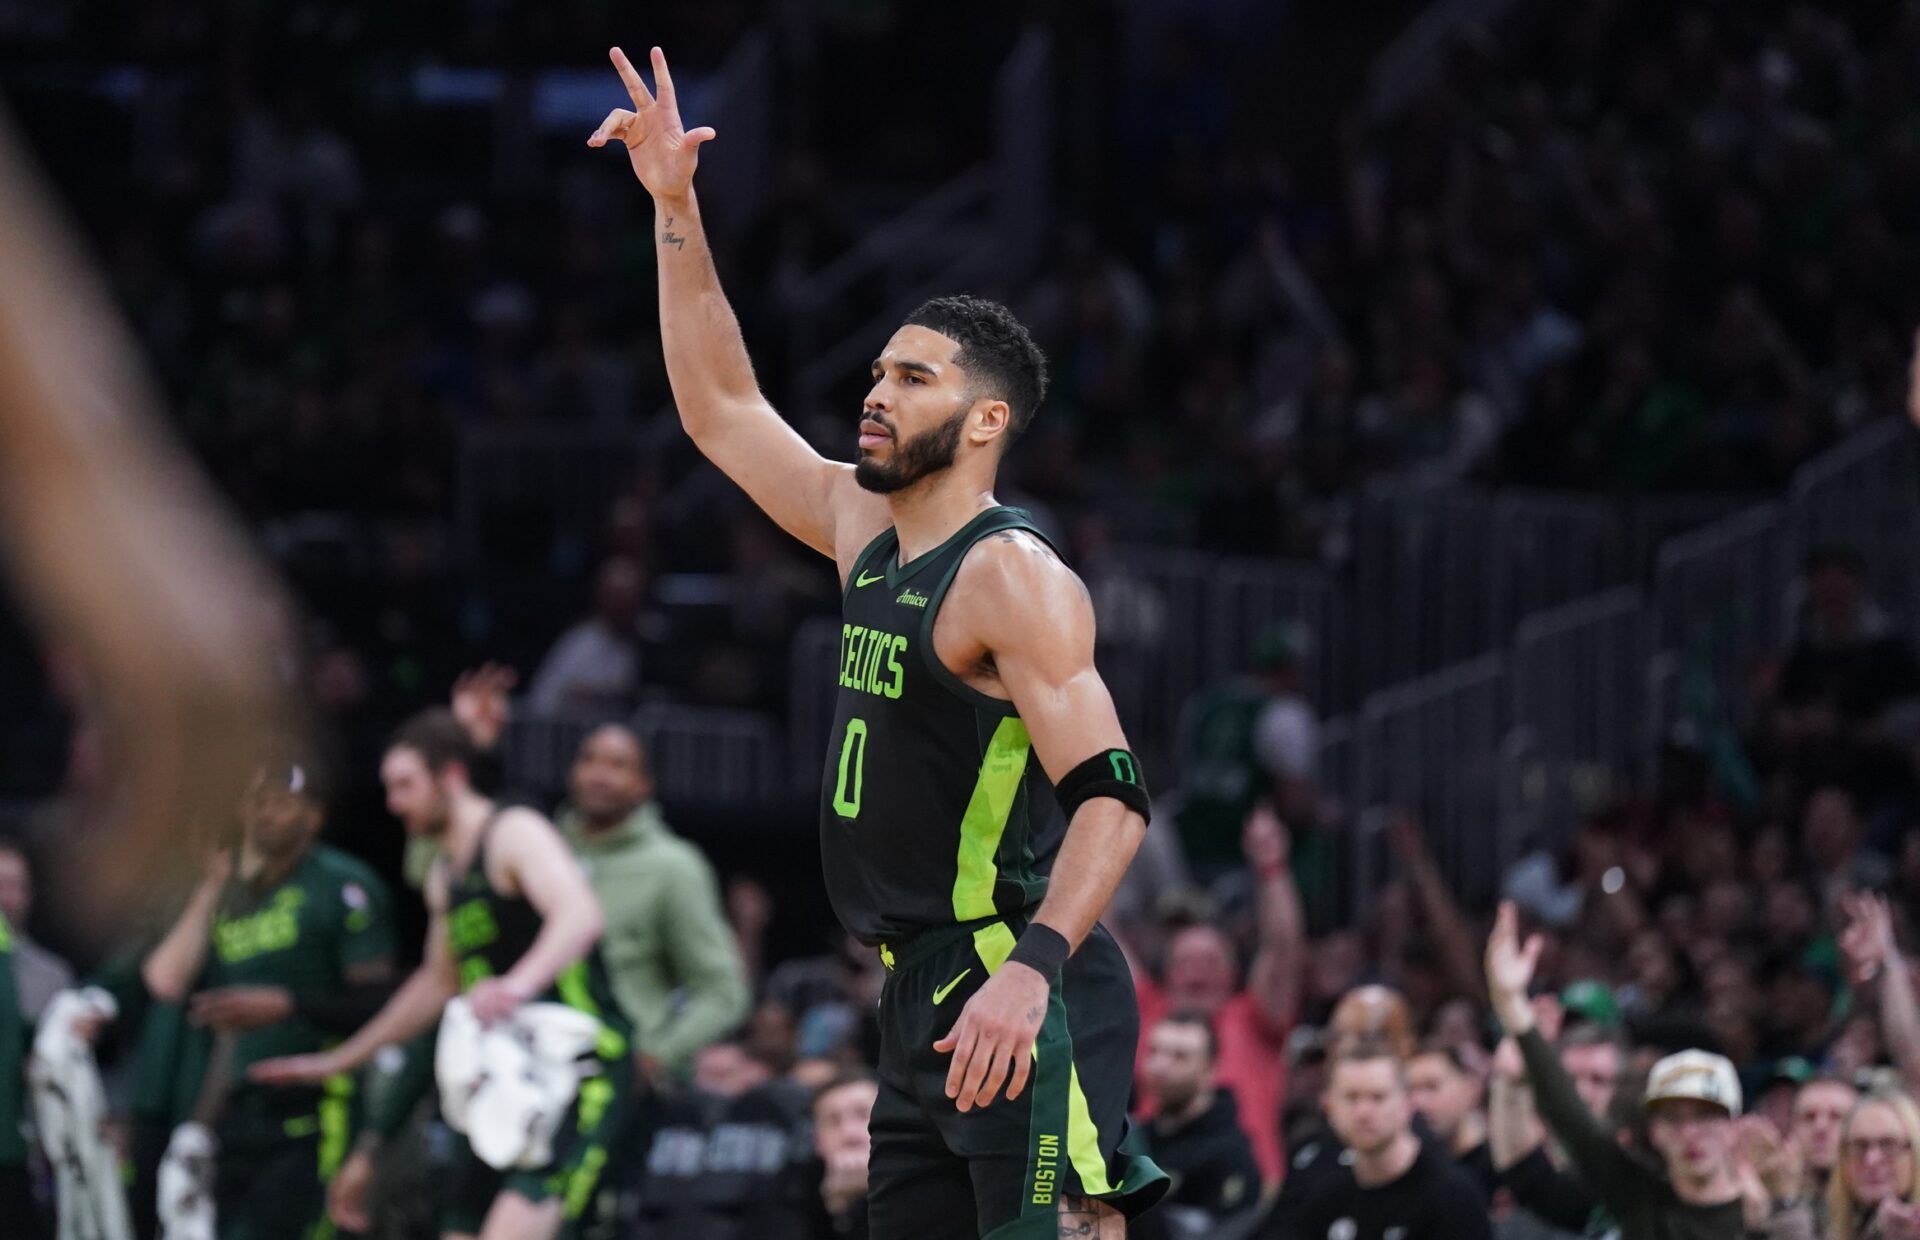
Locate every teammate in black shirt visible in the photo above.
<box><xmin>1260</xmin><ymin>1038</ymin><xmax>1493</xmax><ymax>1240</ymax></box>
<box><xmin>592</xmin><ymin>44</ymin><xmax>1167</xmax><ymax>1239</ymax></box>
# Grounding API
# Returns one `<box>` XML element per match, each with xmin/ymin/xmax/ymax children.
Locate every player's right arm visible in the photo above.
<box><xmin>249</xmin><ymin>863</ymin><xmax>459</xmax><ymax>1084</ymax></box>
<box><xmin>140</xmin><ymin>851</ymin><xmax>229</xmax><ymax>1003</ymax></box>
<box><xmin>590</xmin><ymin>46</ymin><xmax>869</xmax><ymax>561</ymax></box>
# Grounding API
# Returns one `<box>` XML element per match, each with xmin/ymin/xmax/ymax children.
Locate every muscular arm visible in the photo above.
<box><xmin>975</xmin><ymin>539</ymin><xmax>1147</xmax><ymax>954</ymax></box>
<box><xmin>321</xmin><ymin>872</ymin><xmax>459</xmax><ymax>1072</ymax></box>
<box><xmin>934</xmin><ymin>533</ymin><xmax>1148</xmax><ymax>1114</ymax></box>
<box><xmin>490</xmin><ymin>810</ymin><xmax>607</xmax><ymax>1001</ymax></box>
<box><xmin>594</xmin><ymin>46</ymin><xmax>875</xmax><ymax>561</ymax></box>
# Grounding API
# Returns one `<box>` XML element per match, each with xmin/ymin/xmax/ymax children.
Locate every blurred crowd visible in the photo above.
<box><xmin>6</xmin><ymin>0</ymin><xmax>1920</xmax><ymax>1236</ymax></box>
<box><xmin>3</xmin><ymin>0</ymin><xmax>1916</xmax><ymax>752</ymax></box>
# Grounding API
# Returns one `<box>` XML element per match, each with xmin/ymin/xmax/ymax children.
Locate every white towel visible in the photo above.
<box><xmin>155</xmin><ymin>1122</ymin><xmax>216</xmax><ymax>1240</ymax></box>
<box><xmin>28</xmin><ymin>987</ymin><xmax>133</xmax><ymax>1240</ymax></box>
<box><xmin>434</xmin><ymin>996</ymin><xmax>604</xmax><ymax>1170</ymax></box>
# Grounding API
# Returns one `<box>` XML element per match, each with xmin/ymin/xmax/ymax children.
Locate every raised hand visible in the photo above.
<box><xmin>1242</xmin><ymin>803</ymin><xmax>1290</xmax><ymax>873</ymax></box>
<box><xmin>587</xmin><ymin>46</ymin><xmax>717</xmax><ymax>201</ymax></box>
<box><xmin>1840</xmin><ymin>891</ymin><xmax>1898</xmax><ymax>984</ymax></box>
<box><xmin>1735</xmin><ymin>1116</ymin><xmax>1804</xmax><ymax>1203</ymax></box>
<box><xmin>450</xmin><ymin>663</ymin><xmax>516</xmax><ymax>751</ymax></box>
<box><xmin>1486</xmin><ymin>901</ymin><xmax>1543</xmax><ymax>1033</ymax></box>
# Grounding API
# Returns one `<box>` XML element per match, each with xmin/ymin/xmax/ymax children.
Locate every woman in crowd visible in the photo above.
<box><xmin>1829</xmin><ymin>1091</ymin><xmax>1920</xmax><ymax>1240</ymax></box>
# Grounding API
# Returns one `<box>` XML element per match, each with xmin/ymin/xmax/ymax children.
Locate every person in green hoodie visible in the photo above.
<box><xmin>448</xmin><ymin>668</ymin><xmax>749</xmax><ymax>1078</ymax></box>
<box><xmin>556</xmin><ymin>723</ymin><xmax>749</xmax><ymax>1078</ymax></box>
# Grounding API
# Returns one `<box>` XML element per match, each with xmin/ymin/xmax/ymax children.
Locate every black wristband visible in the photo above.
<box><xmin>1005</xmin><ymin>924</ymin><xmax>1070</xmax><ymax>983</ymax></box>
<box><xmin>1055</xmin><ymin>749</ymin><xmax>1152</xmax><ymax>825</ymax></box>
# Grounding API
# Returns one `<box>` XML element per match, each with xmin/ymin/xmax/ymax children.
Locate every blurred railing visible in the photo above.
<box><xmin>1649</xmin><ymin>503</ymin><xmax>1785</xmax><ymax>738</ymax></box>
<box><xmin>1787</xmin><ymin>417</ymin><xmax>1920</xmax><ymax>631</ymax></box>
<box><xmin>1349</xmin><ymin>654</ymin><xmax>1514</xmax><ymax>909</ymax></box>
<box><xmin>1355</xmin><ymin>489</ymin><xmax>1627</xmax><ymax>693</ymax></box>
<box><xmin>787</xmin><ymin>616</ymin><xmax>842</xmax><ymax>800</ymax></box>
<box><xmin>455</xmin><ymin>424</ymin><xmax>653</xmax><ymax>567</ymax></box>
<box><xmin>786</xmin><ymin>29</ymin><xmax>1052</xmax><ymax>415</ymax></box>
<box><xmin>501</xmin><ymin>702</ymin><xmax>781</xmax><ymax>810</ymax></box>
<box><xmin>1363</xmin><ymin>0</ymin><xmax>1535</xmax><ymax>121</ymax></box>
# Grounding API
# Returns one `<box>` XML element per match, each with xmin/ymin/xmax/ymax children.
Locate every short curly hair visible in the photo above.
<box><xmin>903</xmin><ymin>295</ymin><xmax>1049</xmax><ymax>441</ymax></box>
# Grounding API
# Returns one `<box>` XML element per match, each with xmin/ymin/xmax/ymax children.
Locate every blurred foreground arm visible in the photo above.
<box><xmin>0</xmin><ymin>111</ymin><xmax>296</xmax><ymax>923</ymax></box>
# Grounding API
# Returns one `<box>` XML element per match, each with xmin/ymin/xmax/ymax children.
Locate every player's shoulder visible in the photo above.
<box><xmin>953</xmin><ymin>519</ymin><xmax>1081</xmax><ymax>604</ymax></box>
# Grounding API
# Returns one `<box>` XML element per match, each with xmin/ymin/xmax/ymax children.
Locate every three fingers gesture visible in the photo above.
<box><xmin>587</xmin><ymin>46</ymin><xmax>717</xmax><ymax>200</ymax></box>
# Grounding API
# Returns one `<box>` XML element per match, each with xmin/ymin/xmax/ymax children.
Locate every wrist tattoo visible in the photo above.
<box><xmin>661</xmin><ymin>217</ymin><xmax>687</xmax><ymax>250</ymax></box>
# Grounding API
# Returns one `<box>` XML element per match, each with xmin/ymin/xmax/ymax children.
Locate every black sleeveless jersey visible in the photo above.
<box><xmin>445</xmin><ymin>817</ymin><xmax>632</xmax><ymax>1042</ymax></box>
<box><xmin>819</xmin><ymin>506</ymin><xmax>1064</xmax><ymax>946</ymax></box>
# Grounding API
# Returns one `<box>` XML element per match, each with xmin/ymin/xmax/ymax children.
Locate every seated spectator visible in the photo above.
<box><xmin>1134</xmin><ymin>806</ymin><xmax>1305</xmax><ymax>1183</ymax></box>
<box><xmin>526</xmin><ymin>556</ymin><xmax>649</xmax><ymax>715</ymax></box>
<box><xmin>0</xmin><ymin>841</ymin><xmax>73</xmax><ymax>1024</ymax></box>
<box><xmin>1255</xmin><ymin>1035</ymin><xmax>1492</xmax><ymax>1239</ymax></box>
<box><xmin>811</xmin><ymin>1069</ymin><xmax>877</xmax><ymax>1240</ymax></box>
<box><xmin>1406</xmin><ymin>1039</ymin><xmax>1495</xmax><ymax>1201</ymax></box>
<box><xmin>1790</xmin><ymin>1074</ymin><xmax>1860</xmax><ymax>1231</ymax></box>
<box><xmin>1828</xmin><ymin>1090</ymin><xmax>1920</xmax><ymax>1240</ymax></box>
<box><xmin>1140</xmin><ymin>1011</ymin><xmax>1262</xmax><ymax>1234</ymax></box>
<box><xmin>635</xmin><ymin>1038</ymin><xmax>821</xmax><ymax>1240</ymax></box>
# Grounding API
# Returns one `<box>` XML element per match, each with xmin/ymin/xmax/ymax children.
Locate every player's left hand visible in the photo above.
<box><xmin>468</xmin><ymin>975</ymin><xmax>534</xmax><ymax>1024</ymax></box>
<box><xmin>934</xmin><ymin>963</ymin><xmax>1049</xmax><ymax>1113</ymax></box>
<box><xmin>189</xmin><ymin>985</ymin><xmax>294</xmax><ymax>1032</ymax></box>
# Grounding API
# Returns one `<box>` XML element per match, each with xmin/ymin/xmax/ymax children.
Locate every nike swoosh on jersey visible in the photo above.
<box><xmin>932</xmin><ymin>968</ymin><xmax>973</xmax><ymax>1005</ymax></box>
<box><xmin>856</xmin><ymin>570</ymin><xmax>885</xmax><ymax>587</ymax></box>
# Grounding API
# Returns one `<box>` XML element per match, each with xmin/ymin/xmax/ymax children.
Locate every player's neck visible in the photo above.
<box><xmin>1350</xmin><ymin>1130</ymin><xmax>1420</xmax><ymax>1188</ymax></box>
<box><xmin>886</xmin><ymin>474</ymin><xmax>997</xmax><ymax>564</ymax></box>
<box><xmin>442</xmin><ymin>788</ymin><xmax>496</xmax><ymax>859</ymax></box>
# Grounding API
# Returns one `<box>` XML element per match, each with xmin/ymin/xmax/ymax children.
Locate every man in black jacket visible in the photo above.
<box><xmin>1140</xmin><ymin>1012</ymin><xmax>1263</xmax><ymax>1230</ymax></box>
<box><xmin>1258</xmin><ymin>1037</ymin><xmax>1492</xmax><ymax>1240</ymax></box>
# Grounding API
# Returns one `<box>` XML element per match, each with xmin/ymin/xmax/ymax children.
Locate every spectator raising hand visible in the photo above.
<box><xmin>1733</xmin><ymin>1116</ymin><xmax>1804</xmax><ymax>1232</ymax></box>
<box><xmin>450</xmin><ymin>663</ymin><xmax>516</xmax><ymax>753</ymax></box>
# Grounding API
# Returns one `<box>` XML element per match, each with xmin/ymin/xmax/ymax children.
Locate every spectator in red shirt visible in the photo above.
<box><xmin>1134</xmin><ymin>805</ymin><xmax>1306</xmax><ymax>1184</ymax></box>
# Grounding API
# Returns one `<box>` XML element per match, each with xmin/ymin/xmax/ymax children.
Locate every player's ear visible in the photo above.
<box><xmin>970</xmin><ymin>398</ymin><xmax>1011</xmax><ymax>445</ymax></box>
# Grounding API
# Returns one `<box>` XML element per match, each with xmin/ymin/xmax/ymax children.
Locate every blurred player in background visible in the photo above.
<box><xmin>253</xmin><ymin>711</ymin><xmax>632</xmax><ymax>1240</ymax></box>
<box><xmin>0</xmin><ymin>109</ymin><xmax>299</xmax><ymax>942</ymax></box>
<box><xmin>140</xmin><ymin>760</ymin><xmax>397</xmax><ymax>1240</ymax></box>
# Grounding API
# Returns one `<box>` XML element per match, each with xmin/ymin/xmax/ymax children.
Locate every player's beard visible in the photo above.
<box><xmin>854</xmin><ymin>401</ymin><xmax>969</xmax><ymax>494</ymax></box>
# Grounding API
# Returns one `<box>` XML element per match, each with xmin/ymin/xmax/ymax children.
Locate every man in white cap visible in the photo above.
<box><xmin>1487</xmin><ymin>903</ymin><xmax>1814</xmax><ymax>1239</ymax></box>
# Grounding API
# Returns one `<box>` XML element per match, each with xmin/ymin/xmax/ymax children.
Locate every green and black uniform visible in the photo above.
<box><xmin>441</xmin><ymin>818</ymin><xmax>634</xmax><ymax>1236</ymax></box>
<box><xmin>0</xmin><ymin>911</ymin><xmax>42</xmax><ymax>1232</ymax></box>
<box><xmin>203</xmin><ymin>845</ymin><xmax>397</xmax><ymax>1240</ymax></box>
<box><xmin>823</xmin><ymin>506</ymin><xmax>1167</xmax><ymax>1240</ymax></box>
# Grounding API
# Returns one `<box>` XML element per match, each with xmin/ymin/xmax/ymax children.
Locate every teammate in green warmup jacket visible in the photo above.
<box><xmin>142</xmin><ymin>762</ymin><xmax>398</xmax><ymax>1240</ymax></box>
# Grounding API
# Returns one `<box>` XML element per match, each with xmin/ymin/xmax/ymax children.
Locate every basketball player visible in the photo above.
<box><xmin>252</xmin><ymin>711</ymin><xmax>633</xmax><ymax>1240</ymax></box>
<box><xmin>589</xmin><ymin>45</ymin><xmax>1169</xmax><ymax>1240</ymax></box>
<box><xmin>141</xmin><ymin>760</ymin><xmax>398</xmax><ymax>1240</ymax></box>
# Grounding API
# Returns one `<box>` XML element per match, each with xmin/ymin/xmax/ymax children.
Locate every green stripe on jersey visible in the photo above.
<box><xmin>952</xmin><ymin>718</ymin><xmax>1032</xmax><ymax>921</ymax></box>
